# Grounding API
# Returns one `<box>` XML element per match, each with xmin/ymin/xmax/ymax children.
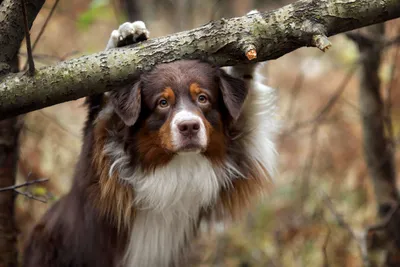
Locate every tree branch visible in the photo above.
<box><xmin>0</xmin><ymin>0</ymin><xmax>399</xmax><ymax>119</ymax></box>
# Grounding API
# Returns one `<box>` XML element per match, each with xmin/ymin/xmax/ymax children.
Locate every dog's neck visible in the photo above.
<box><xmin>107</xmin><ymin>149</ymin><xmax>222</xmax><ymax>266</ymax></box>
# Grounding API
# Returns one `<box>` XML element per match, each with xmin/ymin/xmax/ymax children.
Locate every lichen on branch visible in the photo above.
<box><xmin>0</xmin><ymin>0</ymin><xmax>399</xmax><ymax>119</ymax></box>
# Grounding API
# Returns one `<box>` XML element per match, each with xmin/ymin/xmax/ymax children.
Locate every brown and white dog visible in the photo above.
<box><xmin>23</xmin><ymin>19</ymin><xmax>278</xmax><ymax>267</ymax></box>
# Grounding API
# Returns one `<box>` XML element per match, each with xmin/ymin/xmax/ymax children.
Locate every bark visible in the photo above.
<box><xmin>0</xmin><ymin>117</ymin><xmax>22</xmax><ymax>267</ymax></box>
<box><xmin>0</xmin><ymin>0</ymin><xmax>44</xmax><ymax>73</ymax></box>
<box><xmin>0</xmin><ymin>0</ymin><xmax>399</xmax><ymax>119</ymax></box>
<box><xmin>355</xmin><ymin>24</ymin><xmax>400</xmax><ymax>266</ymax></box>
<box><xmin>0</xmin><ymin>0</ymin><xmax>44</xmax><ymax>266</ymax></box>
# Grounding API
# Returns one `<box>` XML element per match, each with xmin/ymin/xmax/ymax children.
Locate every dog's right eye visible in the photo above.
<box><xmin>158</xmin><ymin>98</ymin><xmax>169</xmax><ymax>108</ymax></box>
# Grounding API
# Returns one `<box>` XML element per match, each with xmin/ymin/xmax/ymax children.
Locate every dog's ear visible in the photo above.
<box><xmin>109</xmin><ymin>81</ymin><xmax>141</xmax><ymax>126</ymax></box>
<box><xmin>218</xmin><ymin>69</ymin><xmax>248</xmax><ymax>121</ymax></box>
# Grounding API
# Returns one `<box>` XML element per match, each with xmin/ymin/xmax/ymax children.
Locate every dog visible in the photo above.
<box><xmin>23</xmin><ymin>19</ymin><xmax>278</xmax><ymax>267</ymax></box>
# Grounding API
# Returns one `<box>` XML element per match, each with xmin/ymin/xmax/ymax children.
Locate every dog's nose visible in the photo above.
<box><xmin>178</xmin><ymin>120</ymin><xmax>200</xmax><ymax>137</ymax></box>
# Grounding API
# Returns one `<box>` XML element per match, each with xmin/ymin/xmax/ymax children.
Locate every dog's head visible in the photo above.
<box><xmin>109</xmin><ymin>60</ymin><xmax>248</xmax><ymax>168</ymax></box>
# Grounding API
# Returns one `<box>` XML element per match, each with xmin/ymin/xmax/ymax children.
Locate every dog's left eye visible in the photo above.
<box><xmin>158</xmin><ymin>98</ymin><xmax>169</xmax><ymax>108</ymax></box>
<box><xmin>197</xmin><ymin>94</ymin><xmax>208</xmax><ymax>104</ymax></box>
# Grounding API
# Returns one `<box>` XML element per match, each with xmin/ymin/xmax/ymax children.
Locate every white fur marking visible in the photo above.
<box><xmin>104</xmin><ymin>143</ymin><xmax>224</xmax><ymax>267</ymax></box>
<box><xmin>171</xmin><ymin>110</ymin><xmax>207</xmax><ymax>150</ymax></box>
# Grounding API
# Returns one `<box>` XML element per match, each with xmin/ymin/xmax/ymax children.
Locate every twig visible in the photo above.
<box><xmin>14</xmin><ymin>189</ymin><xmax>47</xmax><ymax>203</ymax></box>
<box><xmin>281</xmin><ymin>65</ymin><xmax>357</xmax><ymax>136</ymax></box>
<box><xmin>384</xmin><ymin>43</ymin><xmax>399</xmax><ymax>152</ymax></box>
<box><xmin>321</xmin><ymin>191</ymin><xmax>371</xmax><ymax>267</ymax></box>
<box><xmin>284</xmin><ymin>71</ymin><xmax>304</xmax><ymax>122</ymax></box>
<box><xmin>322</xmin><ymin>226</ymin><xmax>331</xmax><ymax>267</ymax></box>
<box><xmin>0</xmin><ymin>178</ymin><xmax>48</xmax><ymax>192</ymax></box>
<box><xmin>23</xmin><ymin>0</ymin><xmax>60</xmax><ymax>71</ymax></box>
<box><xmin>300</xmin><ymin>124</ymin><xmax>320</xmax><ymax>203</ymax></box>
<box><xmin>20</xmin><ymin>0</ymin><xmax>35</xmax><ymax>76</ymax></box>
<box><xmin>367</xmin><ymin>203</ymin><xmax>400</xmax><ymax>233</ymax></box>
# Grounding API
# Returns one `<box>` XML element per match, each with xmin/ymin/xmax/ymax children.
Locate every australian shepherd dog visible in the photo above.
<box><xmin>24</xmin><ymin>18</ymin><xmax>278</xmax><ymax>267</ymax></box>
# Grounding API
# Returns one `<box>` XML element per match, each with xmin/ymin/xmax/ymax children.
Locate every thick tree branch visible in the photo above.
<box><xmin>0</xmin><ymin>0</ymin><xmax>400</xmax><ymax>119</ymax></box>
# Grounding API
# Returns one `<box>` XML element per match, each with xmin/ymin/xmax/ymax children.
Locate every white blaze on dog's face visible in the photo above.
<box><xmin>170</xmin><ymin>109</ymin><xmax>207</xmax><ymax>153</ymax></box>
<box><xmin>110</xmin><ymin>60</ymin><xmax>248</xmax><ymax>170</ymax></box>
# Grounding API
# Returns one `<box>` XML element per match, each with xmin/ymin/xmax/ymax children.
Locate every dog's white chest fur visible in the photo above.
<box><xmin>121</xmin><ymin>154</ymin><xmax>221</xmax><ymax>267</ymax></box>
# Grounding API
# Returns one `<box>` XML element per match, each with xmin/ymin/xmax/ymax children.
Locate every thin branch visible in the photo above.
<box><xmin>321</xmin><ymin>191</ymin><xmax>371</xmax><ymax>267</ymax></box>
<box><xmin>384</xmin><ymin>42</ymin><xmax>399</xmax><ymax>152</ymax></box>
<box><xmin>367</xmin><ymin>203</ymin><xmax>400</xmax><ymax>233</ymax></box>
<box><xmin>0</xmin><ymin>178</ymin><xmax>48</xmax><ymax>192</ymax></box>
<box><xmin>322</xmin><ymin>226</ymin><xmax>331</xmax><ymax>267</ymax></box>
<box><xmin>14</xmin><ymin>189</ymin><xmax>47</xmax><ymax>203</ymax></box>
<box><xmin>284</xmin><ymin>71</ymin><xmax>304</xmax><ymax>122</ymax></box>
<box><xmin>281</xmin><ymin>65</ymin><xmax>357</xmax><ymax>136</ymax></box>
<box><xmin>23</xmin><ymin>0</ymin><xmax>60</xmax><ymax>71</ymax></box>
<box><xmin>299</xmin><ymin>124</ymin><xmax>319</xmax><ymax>203</ymax></box>
<box><xmin>20</xmin><ymin>0</ymin><xmax>35</xmax><ymax>76</ymax></box>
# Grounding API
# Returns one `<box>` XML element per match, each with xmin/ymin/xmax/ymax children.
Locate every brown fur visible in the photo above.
<box><xmin>23</xmin><ymin>60</ymin><xmax>271</xmax><ymax>267</ymax></box>
<box><xmin>91</xmin><ymin>116</ymin><xmax>135</xmax><ymax>231</ymax></box>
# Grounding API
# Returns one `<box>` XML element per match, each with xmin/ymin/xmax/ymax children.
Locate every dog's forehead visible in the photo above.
<box><xmin>141</xmin><ymin>60</ymin><xmax>219</xmax><ymax>99</ymax></box>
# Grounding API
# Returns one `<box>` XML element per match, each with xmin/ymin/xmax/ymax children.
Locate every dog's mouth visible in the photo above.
<box><xmin>175</xmin><ymin>140</ymin><xmax>205</xmax><ymax>154</ymax></box>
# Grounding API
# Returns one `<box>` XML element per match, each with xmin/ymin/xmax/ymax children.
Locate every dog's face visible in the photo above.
<box><xmin>110</xmin><ymin>60</ymin><xmax>248</xmax><ymax>168</ymax></box>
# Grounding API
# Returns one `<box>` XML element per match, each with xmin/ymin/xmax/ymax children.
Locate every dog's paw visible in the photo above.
<box><xmin>247</xmin><ymin>9</ymin><xmax>259</xmax><ymax>15</ymax></box>
<box><xmin>106</xmin><ymin>21</ymin><xmax>150</xmax><ymax>50</ymax></box>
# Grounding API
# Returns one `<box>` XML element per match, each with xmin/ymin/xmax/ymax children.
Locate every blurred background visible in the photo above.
<box><xmin>13</xmin><ymin>0</ymin><xmax>400</xmax><ymax>266</ymax></box>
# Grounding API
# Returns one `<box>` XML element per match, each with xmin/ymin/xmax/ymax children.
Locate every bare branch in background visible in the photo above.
<box><xmin>283</xmin><ymin>71</ymin><xmax>304</xmax><ymax>122</ymax></box>
<box><xmin>281</xmin><ymin>65</ymin><xmax>357</xmax><ymax>136</ymax></box>
<box><xmin>0</xmin><ymin>178</ymin><xmax>49</xmax><ymax>203</ymax></box>
<box><xmin>22</xmin><ymin>0</ymin><xmax>60</xmax><ymax>70</ymax></box>
<box><xmin>322</xmin><ymin>226</ymin><xmax>331</xmax><ymax>267</ymax></box>
<box><xmin>0</xmin><ymin>178</ymin><xmax>48</xmax><ymax>192</ymax></box>
<box><xmin>384</xmin><ymin>43</ymin><xmax>399</xmax><ymax>152</ymax></box>
<box><xmin>321</xmin><ymin>192</ymin><xmax>371</xmax><ymax>267</ymax></box>
<box><xmin>20</xmin><ymin>0</ymin><xmax>35</xmax><ymax>76</ymax></box>
<box><xmin>0</xmin><ymin>0</ymin><xmax>400</xmax><ymax>119</ymax></box>
<box><xmin>299</xmin><ymin>124</ymin><xmax>319</xmax><ymax>203</ymax></box>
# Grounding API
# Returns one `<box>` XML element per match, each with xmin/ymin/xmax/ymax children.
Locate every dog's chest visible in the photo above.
<box><xmin>122</xmin><ymin>154</ymin><xmax>222</xmax><ymax>267</ymax></box>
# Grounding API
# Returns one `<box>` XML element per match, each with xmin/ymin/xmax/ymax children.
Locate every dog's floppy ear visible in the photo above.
<box><xmin>109</xmin><ymin>81</ymin><xmax>141</xmax><ymax>126</ymax></box>
<box><xmin>218</xmin><ymin>69</ymin><xmax>248</xmax><ymax>121</ymax></box>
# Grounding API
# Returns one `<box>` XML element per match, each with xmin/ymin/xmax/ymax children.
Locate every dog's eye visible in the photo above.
<box><xmin>197</xmin><ymin>94</ymin><xmax>208</xmax><ymax>104</ymax></box>
<box><xmin>158</xmin><ymin>98</ymin><xmax>169</xmax><ymax>108</ymax></box>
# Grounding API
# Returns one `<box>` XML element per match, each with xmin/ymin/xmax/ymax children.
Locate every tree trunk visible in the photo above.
<box><xmin>0</xmin><ymin>118</ymin><xmax>21</xmax><ymax>267</ymax></box>
<box><xmin>0</xmin><ymin>54</ymin><xmax>20</xmax><ymax>267</ymax></box>
<box><xmin>0</xmin><ymin>0</ymin><xmax>44</xmax><ymax>265</ymax></box>
<box><xmin>355</xmin><ymin>24</ymin><xmax>400</xmax><ymax>267</ymax></box>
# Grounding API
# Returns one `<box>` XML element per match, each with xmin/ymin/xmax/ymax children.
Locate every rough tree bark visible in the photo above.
<box><xmin>0</xmin><ymin>0</ymin><xmax>45</xmax><ymax>266</ymax></box>
<box><xmin>352</xmin><ymin>24</ymin><xmax>400</xmax><ymax>267</ymax></box>
<box><xmin>0</xmin><ymin>0</ymin><xmax>399</xmax><ymax>119</ymax></box>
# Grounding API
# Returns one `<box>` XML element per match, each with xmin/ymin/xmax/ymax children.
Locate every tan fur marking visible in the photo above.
<box><xmin>202</xmin><ymin>112</ymin><xmax>226</xmax><ymax>164</ymax></box>
<box><xmin>137</xmin><ymin>124</ymin><xmax>173</xmax><ymax>171</ymax></box>
<box><xmin>162</xmin><ymin>87</ymin><xmax>176</xmax><ymax>104</ymax></box>
<box><xmin>92</xmin><ymin>116</ymin><xmax>135</xmax><ymax>231</ymax></box>
<box><xmin>158</xmin><ymin>116</ymin><xmax>174</xmax><ymax>151</ymax></box>
<box><xmin>189</xmin><ymin>83</ymin><xmax>202</xmax><ymax>101</ymax></box>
